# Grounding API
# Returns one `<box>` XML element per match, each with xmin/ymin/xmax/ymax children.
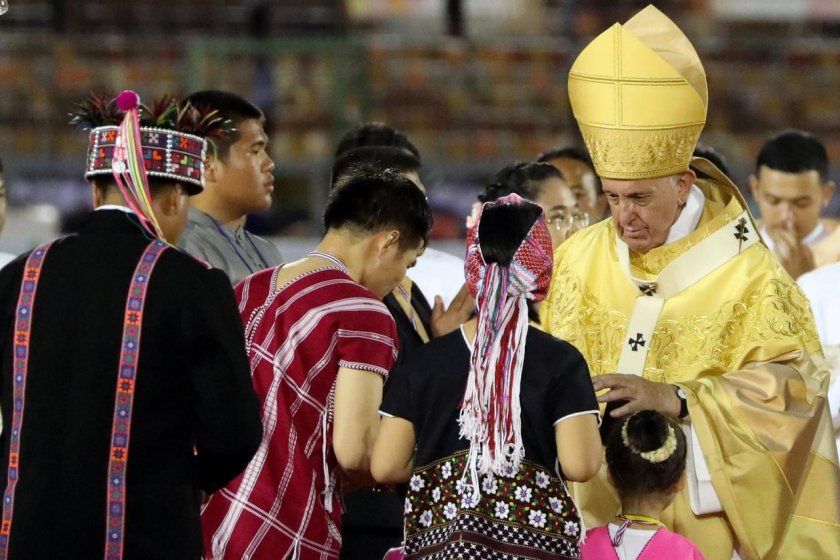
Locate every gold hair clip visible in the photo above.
<box><xmin>621</xmin><ymin>417</ymin><xmax>677</xmax><ymax>464</ymax></box>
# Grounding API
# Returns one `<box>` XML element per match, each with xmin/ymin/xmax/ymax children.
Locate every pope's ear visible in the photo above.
<box><xmin>676</xmin><ymin>169</ymin><xmax>695</xmax><ymax>206</ymax></box>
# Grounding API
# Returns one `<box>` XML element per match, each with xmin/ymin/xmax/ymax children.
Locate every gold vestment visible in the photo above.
<box><xmin>542</xmin><ymin>163</ymin><xmax>840</xmax><ymax>559</ymax></box>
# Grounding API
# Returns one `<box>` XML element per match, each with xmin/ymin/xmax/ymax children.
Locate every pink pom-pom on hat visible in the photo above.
<box><xmin>115</xmin><ymin>90</ymin><xmax>140</xmax><ymax>112</ymax></box>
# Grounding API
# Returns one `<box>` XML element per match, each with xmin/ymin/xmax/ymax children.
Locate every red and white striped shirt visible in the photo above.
<box><xmin>202</xmin><ymin>266</ymin><xmax>398</xmax><ymax>559</ymax></box>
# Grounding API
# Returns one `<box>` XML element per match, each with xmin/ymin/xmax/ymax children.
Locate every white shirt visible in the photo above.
<box><xmin>799</xmin><ymin>263</ymin><xmax>840</xmax><ymax>346</ymax></box>
<box><xmin>408</xmin><ymin>247</ymin><xmax>465</xmax><ymax>308</ymax></box>
<box><xmin>96</xmin><ymin>204</ymin><xmax>134</xmax><ymax>213</ymax></box>
<box><xmin>0</xmin><ymin>251</ymin><xmax>14</xmax><ymax>269</ymax></box>
<box><xmin>606</xmin><ymin>524</ymin><xmax>656</xmax><ymax>560</ymax></box>
<box><xmin>797</xmin><ymin>263</ymin><xmax>840</xmax><ymax>458</ymax></box>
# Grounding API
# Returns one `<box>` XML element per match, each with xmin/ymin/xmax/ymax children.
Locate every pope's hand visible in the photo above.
<box><xmin>592</xmin><ymin>374</ymin><xmax>681</xmax><ymax>418</ymax></box>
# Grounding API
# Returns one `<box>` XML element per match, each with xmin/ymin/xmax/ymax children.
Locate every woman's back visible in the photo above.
<box><xmin>372</xmin><ymin>193</ymin><xmax>601</xmax><ymax>560</ymax></box>
<box><xmin>380</xmin><ymin>325</ymin><xmax>599</xmax><ymax>559</ymax></box>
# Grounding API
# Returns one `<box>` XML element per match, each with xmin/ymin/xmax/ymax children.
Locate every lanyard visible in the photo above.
<box><xmin>208</xmin><ymin>214</ymin><xmax>270</xmax><ymax>273</ymax></box>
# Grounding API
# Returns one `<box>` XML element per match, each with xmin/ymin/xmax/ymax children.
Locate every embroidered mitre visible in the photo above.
<box><xmin>568</xmin><ymin>5</ymin><xmax>707</xmax><ymax>179</ymax></box>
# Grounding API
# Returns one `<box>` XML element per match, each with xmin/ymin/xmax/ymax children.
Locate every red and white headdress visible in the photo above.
<box><xmin>459</xmin><ymin>193</ymin><xmax>553</xmax><ymax>497</ymax></box>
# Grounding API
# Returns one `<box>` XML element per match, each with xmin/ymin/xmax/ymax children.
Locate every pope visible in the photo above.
<box><xmin>541</xmin><ymin>6</ymin><xmax>840</xmax><ymax>559</ymax></box>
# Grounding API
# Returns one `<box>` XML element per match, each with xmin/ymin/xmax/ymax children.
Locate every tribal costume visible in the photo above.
<box><xmin>0</xmin><ymin>92</ymin><xmax>261</xmax><ymax>559</ymax></box>
<box><xmin>381</xmin><ymin>195</ymin><xmax>600</xmax><ymax>559</ymax></box>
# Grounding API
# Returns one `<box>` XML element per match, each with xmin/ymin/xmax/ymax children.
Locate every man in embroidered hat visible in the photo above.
<box><xmin>0</xmin><ymin>91</ymin><xmax>262</xmax><ymax>559</ymax></box>
<box><xmin>541</xmin><ymin>6</ymin><xmax>840</xmax><ymax>559</ymax></box>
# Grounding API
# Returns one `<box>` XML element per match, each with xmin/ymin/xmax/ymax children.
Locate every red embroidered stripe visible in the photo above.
<box><xmin>104</xmin><ymin>240</ymin><xmax>168</xmax><ymax>560</ymax></box>
<box><xmin>0</xmin><ymin>241</ymin><xmax>55</xmax><ymax>559</ymax></box>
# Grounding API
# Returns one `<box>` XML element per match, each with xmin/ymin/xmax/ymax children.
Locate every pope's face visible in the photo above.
<box><xmin>603</xmin><ymin>172</ymin><xmax>692</xmax><ymax>253</ymax></box>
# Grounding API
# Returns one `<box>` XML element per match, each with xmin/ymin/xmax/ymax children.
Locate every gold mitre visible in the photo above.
<box><xmin>568</xmin><ymin>5</ymin><xmax>708</xmax><ymax>179</ymax></box>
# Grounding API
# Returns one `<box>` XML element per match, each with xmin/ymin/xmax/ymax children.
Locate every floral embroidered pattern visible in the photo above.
<box><xmin>404</xmin><ymin>451</ymin><xmax>581</xmax><ymax>559</ymax></box>
<box><xmin>579</xmin><ymin>124</ymin><xmax>703</xmax><ymax>180</ymax></box>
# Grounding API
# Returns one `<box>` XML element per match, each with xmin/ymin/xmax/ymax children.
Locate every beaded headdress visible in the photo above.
<box><xmin>459</xmin><ymin>194</ymin><xmax>553</xmax><ymax>498</ymax></box>
<box><xmin>70</xmin><ymin>90</ymin><xmax>229</xmax><ymax>239</ymax></box>
<box><xmin>568</xmin><ymin>5</ymin><xmax>707</xmax><ymax>179</ymax></box>
<box><xmin>72</xmin><ymin>90</ymin><xmax>229</xmax><ymax>193</ymax></box>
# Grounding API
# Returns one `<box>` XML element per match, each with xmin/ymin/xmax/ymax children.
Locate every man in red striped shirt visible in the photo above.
<box><xmin>202</xmin><ymin>171</ymin><xmax>433</xmax><ymax>559</ymax></box>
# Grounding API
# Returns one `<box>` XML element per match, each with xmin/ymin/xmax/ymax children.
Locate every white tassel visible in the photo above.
<box><xmin>458</xmin><ymin>267</ymin><xmax>530</xmax><ymax>500</ymax></box>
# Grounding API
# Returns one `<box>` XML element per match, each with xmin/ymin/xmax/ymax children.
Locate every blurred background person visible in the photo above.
<box><xmin>538</xmin><ymin>146</ymin><xmax>608</xmax><ymax>224</ymax></box>
<box><xmin>749</xmin><ymin>129</ymin><xmax>836</xmax><ymax>278</ymax></box>
<box><xmin>334</xmin><ymin>122</ymin><xmax>468</xmax><ymax>310</ymax></box>
<box><xmin>0</xmin><ymin>158</ymin><xmax>12</xmax><ymax>268</ymax></box>
<box><xmin>692</xmin><ymin>144</ymin><xmax>731</xmax><ymax>178</ymax></box>
<box><xmin>178</xmin><ymin>90</ymin><xmax>283</xmax><ymax>284</ymax></box>
<box><xmin>797</xmin><ymin>258</ymin><xmax>840</xmax><ymax>460</ymax></box>
<box><xmin>478</xmin><ymin>161</ymin><xmax>589</xmax><ymax>250</ymax></box>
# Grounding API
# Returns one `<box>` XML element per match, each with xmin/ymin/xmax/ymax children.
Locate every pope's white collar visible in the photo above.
<box><xmin>665</xmin><ymin>184</ymin><xmax>705</xmax><ymax>245</ymax></box>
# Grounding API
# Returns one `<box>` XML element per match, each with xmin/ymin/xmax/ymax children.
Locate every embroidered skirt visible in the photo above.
<box><xmin>403</xmin><ymin>451</ymin><xmax>582</xmax><ymax>559</ymax></box>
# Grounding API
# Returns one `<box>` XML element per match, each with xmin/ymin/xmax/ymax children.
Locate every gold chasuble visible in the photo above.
<box><xmin>545</xmin><ymin>5</ymin><xmax>840</xmax><ymax>559</ymax></box>
<box><xmin>543</xmin><ymin>161</ymin><xmax>840</xmax><ymax>559</ymax></box>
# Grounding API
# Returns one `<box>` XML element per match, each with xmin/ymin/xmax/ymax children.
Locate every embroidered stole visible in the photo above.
<box><xmin>615</xmin><ymin>212</ymin><xmax>758</xmax><ymax>376</ymax></box>
<box><xmin>393</xmin><ymin>277</ymin><xmax>430</xmax><ymax>343</ymax></box>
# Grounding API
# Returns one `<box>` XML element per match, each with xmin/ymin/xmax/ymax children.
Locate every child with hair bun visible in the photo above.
<box><xmin>581</xmin><ymin>410</ymin><xmax>704</xmax><ymax>559</ymax></box>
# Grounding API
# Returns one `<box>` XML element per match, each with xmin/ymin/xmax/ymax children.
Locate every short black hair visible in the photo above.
<box><xmin>331</xmin><ymin>146</ymin><xmax>421</xmax><ymax>191</ymax></box>
<box><xmin>756</xmin><ymin>129</ymin><xmax>829</xmax><ymax>181</ymax></box>
<box><xmin>537</xmin><ymin>146</ymin><xmax>603</xmax><ymax>196</ymax></box>
<box><xmin>479</xmin><ymin>162</ymin><xmax>564</xmax><ymax>204</ymax></box>
<box><xmin>536</xmin><ymin>146</ymin><xmax>592</xmax><ymax>167</ymax></box>
<box><xmin>323</xmin><ymin>171</ymin><xmax>432</xmax><ymax>251</ymax></box>
<box><xmin>0</xmin><ymin>157</ymin><xmax>4</xmax><ymax>174</ymax></box>
<box><xmin>90</xmin><ymin>176</ymin><xmax>188</xmax><ymax>199</ymax></box>
<box><xmin>606</xmin><ymin>410</ymin><xmax>687</xmax><ymax>501</ymax></box>
<box><xmin>693</xmin><ymin>144</ymin><xmax>731</xmax><ymax>177</ymax></box>
<box><xmin>335</xmin><ymin>122</ymin><xmax>421</xmax><ymax>162</ymax></box>
<box><xmin>183</xmin><ymin>90</ymin><xmax>264</xmax><ymax>160</ymax></box>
